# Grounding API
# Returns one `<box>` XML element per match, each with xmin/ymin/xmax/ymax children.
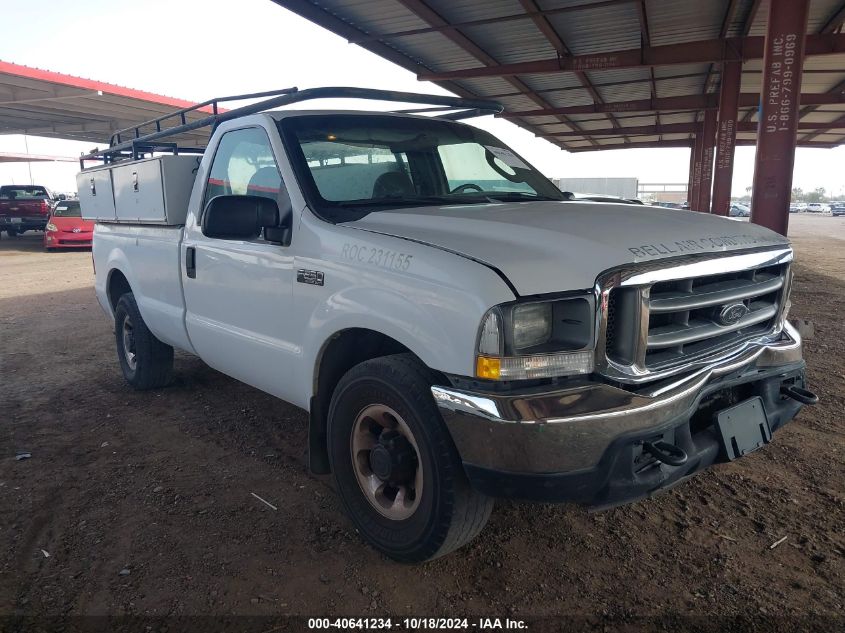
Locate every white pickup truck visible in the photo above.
<box><xmin>79</xmin><ymin>87</ymin><xmax>815</xmax><ymax>562</ymax></box>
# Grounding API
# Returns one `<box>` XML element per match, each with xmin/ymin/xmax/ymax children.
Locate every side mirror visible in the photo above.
<box><xmin>202</xmin><ymin>195</ymin><xmax>280</xmax><ymax>240</ymax></box>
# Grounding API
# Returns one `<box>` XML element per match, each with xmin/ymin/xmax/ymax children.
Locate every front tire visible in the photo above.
<box><xmin>114</xmin><ymin>293</ymin><xmax>173</xmax><ymax>390</ymax></box>
<box><xmin>328</xmin><ymin>354</ymin><xmax>493</xmax><ymax>562</ymax></box>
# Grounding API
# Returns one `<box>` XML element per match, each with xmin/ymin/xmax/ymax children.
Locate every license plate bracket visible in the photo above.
<box><xmin>715</xmin><ymin>396</ymin><xmax>772</xmax><ymax>461</ymax></box>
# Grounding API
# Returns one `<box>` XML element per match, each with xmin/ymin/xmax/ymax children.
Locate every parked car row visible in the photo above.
<box><xmin>0</xmin><ymin>185</ymin><xmax>92</xmax><ymax>250</ymax></box>
<box><xmin>644</xmin><ymin>200</ymin><xmax>841</xmax><ymax>216</ymax></box>
<box><xmin>728</xmin><ymin>202</ymin><xmax>843</xmax><ymax>215</ymax></box>
<box><xmin>789</xmin><ymin>202</ymin><xmax>845</xmax><ymax>213</ymax></box>
<box><xmin>566</xmin><ymin>196</ymin><xmax>844</xmax><ymax>218</ymax></box>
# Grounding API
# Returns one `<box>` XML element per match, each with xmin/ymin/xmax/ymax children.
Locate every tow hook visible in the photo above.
<box><xmin>642</xmin><ymin>440</ymin><xmax>688</xmax><ymax>467</ymax></box>
<box><xmin>780</xmin><ymin>384</ymin><xmax>819</xmax><ymax>405</ymax></box>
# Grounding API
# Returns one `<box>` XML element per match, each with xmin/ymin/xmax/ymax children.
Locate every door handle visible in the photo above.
<box><xmin>186</xmin><ymin>247</ymin><xmax>196</xmax><ymax>279</ymax></box>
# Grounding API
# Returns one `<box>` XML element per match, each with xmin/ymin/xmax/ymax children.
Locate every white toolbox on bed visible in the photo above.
<box><xmin>77</xmin><ymin>154</ymin><xmax>200</xmax><ymax>225</ymax></box>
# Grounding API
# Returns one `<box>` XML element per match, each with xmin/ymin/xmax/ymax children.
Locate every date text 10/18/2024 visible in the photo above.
<box><xmin>308</xmin><ymin>617</ymin><xmax>528</xmax><ymax>630</ymax></box>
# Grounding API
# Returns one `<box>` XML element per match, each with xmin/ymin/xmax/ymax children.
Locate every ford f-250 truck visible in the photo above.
<box><xmin>78</xmin><ymin>87</ymin><xmax>816</xmax><ymax>562</ymax></box>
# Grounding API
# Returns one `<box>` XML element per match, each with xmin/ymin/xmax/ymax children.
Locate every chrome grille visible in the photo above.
<box><xmin>598</xmin><ymin>248</ymin><xmax>793</xmax><ymax>383</ymax></box>
<box><xmin>643</xmin><ymin>265</ymin><xmax>785</xmax><ymax>368</ymax></box>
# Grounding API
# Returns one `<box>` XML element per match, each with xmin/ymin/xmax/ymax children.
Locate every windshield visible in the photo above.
<box><xmin>52</xmin><ymin>201</ymin><xmax>82</xmax><ymax>217</ymax></box>
<box><xmin>0</xmin><ymin>185</ymin><xmax>50</xmax><ymax>200</ymax></box>
<box><xmin>279</xmin><ymin>114</ymin><xmax>564</xmax><ymax>221</ymax></box>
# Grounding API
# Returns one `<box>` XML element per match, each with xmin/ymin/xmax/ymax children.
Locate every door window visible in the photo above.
<box><xmin>205</xmin><ymin>127</ymin><xmax>288</xmax><ymax>210</ymax></box>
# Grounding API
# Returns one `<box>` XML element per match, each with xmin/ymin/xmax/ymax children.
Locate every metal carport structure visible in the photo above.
<box><xmin>0</xmin><ymin>60</ymin><xmax>219</xmax><ymax>149</ymax></box>
<box><xmin>274</xmin><ymin>0</ymin><xmax>845</xmax><ymax>235</ymax></box>
<box><xmin>0</xmin><ymin>152</ymin><xmax>75</xmax><ymax>164</ymax></box>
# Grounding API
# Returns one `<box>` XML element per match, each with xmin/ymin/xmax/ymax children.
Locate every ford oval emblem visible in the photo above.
<box><xmin>717</xmin><ymin>302</ymin><xmax>749</xmax><ymax>326</ymax></box>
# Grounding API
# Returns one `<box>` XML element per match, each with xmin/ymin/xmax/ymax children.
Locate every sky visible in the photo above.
<box><xmin>1</xmin><ymin>0</ymin><xmax>843</xmax><ymax>198</ymax></box>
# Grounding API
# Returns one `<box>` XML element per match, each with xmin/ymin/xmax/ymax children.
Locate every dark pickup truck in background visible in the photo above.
<box><xmin>0</xmin><ymin>185</ymin><xmax>55</xmax><ymax>236</ymax></box>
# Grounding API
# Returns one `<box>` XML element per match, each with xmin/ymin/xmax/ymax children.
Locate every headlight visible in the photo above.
<box><xmin>512</xmin><ymin>302</ymin><xmax>552</xmax><ymax>349</ymax></box>
<box><xmin>475</xmin><ymin>295</ymin><xmax>595</xmax><ymax>380</ymax></box>
<box><xmin>45</xmin><ymin>222</ymin><xmax>58</xmax><ymax>232</ymax></box>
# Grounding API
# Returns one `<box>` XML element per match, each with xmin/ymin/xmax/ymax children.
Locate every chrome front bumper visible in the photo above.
<box><xmin>432</xmin><ymin>321</ymin><xmax>804</xmax><ymax>475</ymax></box>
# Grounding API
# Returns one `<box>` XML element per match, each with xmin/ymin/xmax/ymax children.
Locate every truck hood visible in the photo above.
<box><xmin>344</xmin><ymin>201</ymin><xmax>790</xmax><ymax>296</ymax></box>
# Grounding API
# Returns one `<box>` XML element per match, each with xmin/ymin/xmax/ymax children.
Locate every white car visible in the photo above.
<box><xmin>806</xmin><ymin>202</ymin><xmax>829</xmax><ymax>212</ymax></box>
<box><xmin>729</xmin><ymin>203</ymin><xmax>751</xmax><ymax>217</ymax></box>
<box><xmin>77</xmin><ymin>87</ymin><xmax>814</xmax><ymax>562</ymax></box>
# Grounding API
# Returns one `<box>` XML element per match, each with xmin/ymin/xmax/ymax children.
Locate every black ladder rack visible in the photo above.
<box><xmin>80</xmin><ymin>87</ymin><xmax>503</xmax><ymax>169</ymax></box>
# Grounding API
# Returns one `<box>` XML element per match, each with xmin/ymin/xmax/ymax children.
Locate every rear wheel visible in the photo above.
<box><xmin>114</xmin><ymin>292</ymin><xmax>173</xmax><ymax>390</ymax></box>
<box><xmin>328</xmin><ymin>354</ymin><xmax>493</xmax><ymax>562</ymax></box>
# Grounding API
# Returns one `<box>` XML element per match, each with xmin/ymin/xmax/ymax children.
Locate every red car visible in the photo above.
<box><xmin>44</xmin><ymin>200</ymin><xmax>94</xmax><ymax>250</ymax></box>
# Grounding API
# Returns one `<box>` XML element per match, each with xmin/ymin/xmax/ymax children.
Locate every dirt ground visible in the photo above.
<box><xmin>1</xmin><ymin>214</ymin><xmax>843</xmax><ymax>628</ymax></box>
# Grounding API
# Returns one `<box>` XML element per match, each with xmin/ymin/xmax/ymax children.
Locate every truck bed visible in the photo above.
<box><xmin>93</xmin><ymin>223</ymin><xmax>194</xmax><ymax>353</ymax></box>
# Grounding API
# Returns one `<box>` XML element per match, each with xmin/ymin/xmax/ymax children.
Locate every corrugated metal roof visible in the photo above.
<box><xmin>275</xmin><ymin>0</ymin><xmax>845</xmax><ymax>150</ymax></box>
<box><xmin>646</xmin><ymin>0</ymin><xmax>726</xmax><ymax>46</ymax></box>
<box><xmin>0</xmin><ymin>60</ymin><xmax>219</xmax><ymax>146</ymax></box>
<box><xmin>426</xmin><ymin>0</ymin><xmax>519</xmax><ymax>24</ymax></box>
<box><xmin>462</xmin><ymin>22</ymin><xmax>557</xmax><ymax>64</ymax></box>
<box><xmin>545</xmin><ymin>4</ymin><xmax>642</xmax><ymax>54</ymax></box>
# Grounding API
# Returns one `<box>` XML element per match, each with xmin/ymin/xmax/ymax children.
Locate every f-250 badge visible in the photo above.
<box><xmin>296</xmin><ymin>269</ymin><xmax>325</xmax><ymax>286</ymax></box>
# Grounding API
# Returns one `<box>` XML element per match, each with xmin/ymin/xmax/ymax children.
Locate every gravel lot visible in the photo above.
<box><xmin>1</xmin><ymin>214</ymin><xmax>843</xmax><ymax>625</ymax></box>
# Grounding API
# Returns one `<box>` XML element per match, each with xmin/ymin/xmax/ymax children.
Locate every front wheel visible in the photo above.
<box><xmin>114</xmin><ymin>292</ymin><xmax>174</xmax><ymax>390</ymax></box>
<box><xmin>328</xmin><ymin>354</ymin><xmax>493</xmax><ymax>562</ymax></box>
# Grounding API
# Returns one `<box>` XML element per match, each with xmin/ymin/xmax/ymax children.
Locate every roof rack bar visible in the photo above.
<box><xmin>82</xmin><ymin>87</ymin><xmax>502</xmax><ymax>167</ymax></box>
<box><xmin>436</xmin><ymin>108</ymin><xmax>498</xmax><ymax>121</ymax></box>
<box><xmin>392</xmin><ymin>105</ymin><xmax>463</xmax><ymax>114</ymax></box>
<box><xmin>108</xmin><ymin>86</ymin><xmax>301</xmax><ymax>146</ymax></box>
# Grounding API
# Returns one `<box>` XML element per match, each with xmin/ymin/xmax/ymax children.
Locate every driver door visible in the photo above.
<box><xmin>182</xmin><ymin>126</ymin><xmax>297</xmax><ymax>399</ymax></box>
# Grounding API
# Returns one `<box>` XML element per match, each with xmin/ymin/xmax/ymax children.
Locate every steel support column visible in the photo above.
<box><xmin>750</xmin><ymin>0</ymin><xmax>811</xmax><ymax>235</ymax></box>
<box><xmin>712</xmin><ymin>61</ymin><xmax>742</xmax><ymax>215</ymax></box>
<box><xmin>690</xmin><ymin>129</ymin><xmax>704</xmax><ymax>209</ymax></box>
<box><xmin>687</xmin><ymin>140</ymin><xmax>697</xmax><ymax>206</ymax></box>
<box><xmin>698</xmin><ymin>109</ymin><xmax>718</xmax><ymax>212</ymax></box>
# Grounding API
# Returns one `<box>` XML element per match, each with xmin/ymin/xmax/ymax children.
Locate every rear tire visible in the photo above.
<box><xmin>328</xmin><ymin>353</ymin><xmax>492</xmax><ymax>562</ymax></box>
<box><xmin>114</xmin><ymin>292</ymin><xmax>173</xmax><ymax>390</ymax></box>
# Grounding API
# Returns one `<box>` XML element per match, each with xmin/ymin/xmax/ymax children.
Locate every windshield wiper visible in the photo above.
<box><xmin>342</xmin><ymin>195</ymin><xmax>489</xmax><ymax>208</ymax></box>
<box><xmin>340</xmin><ymin>192</ymin><xmax>563</xmax><ymax>209</ymax></box>
<box><xmin>482</xmin><ymin>192</ymin><xmax>563</xmax><ymax>203</ymax></box>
